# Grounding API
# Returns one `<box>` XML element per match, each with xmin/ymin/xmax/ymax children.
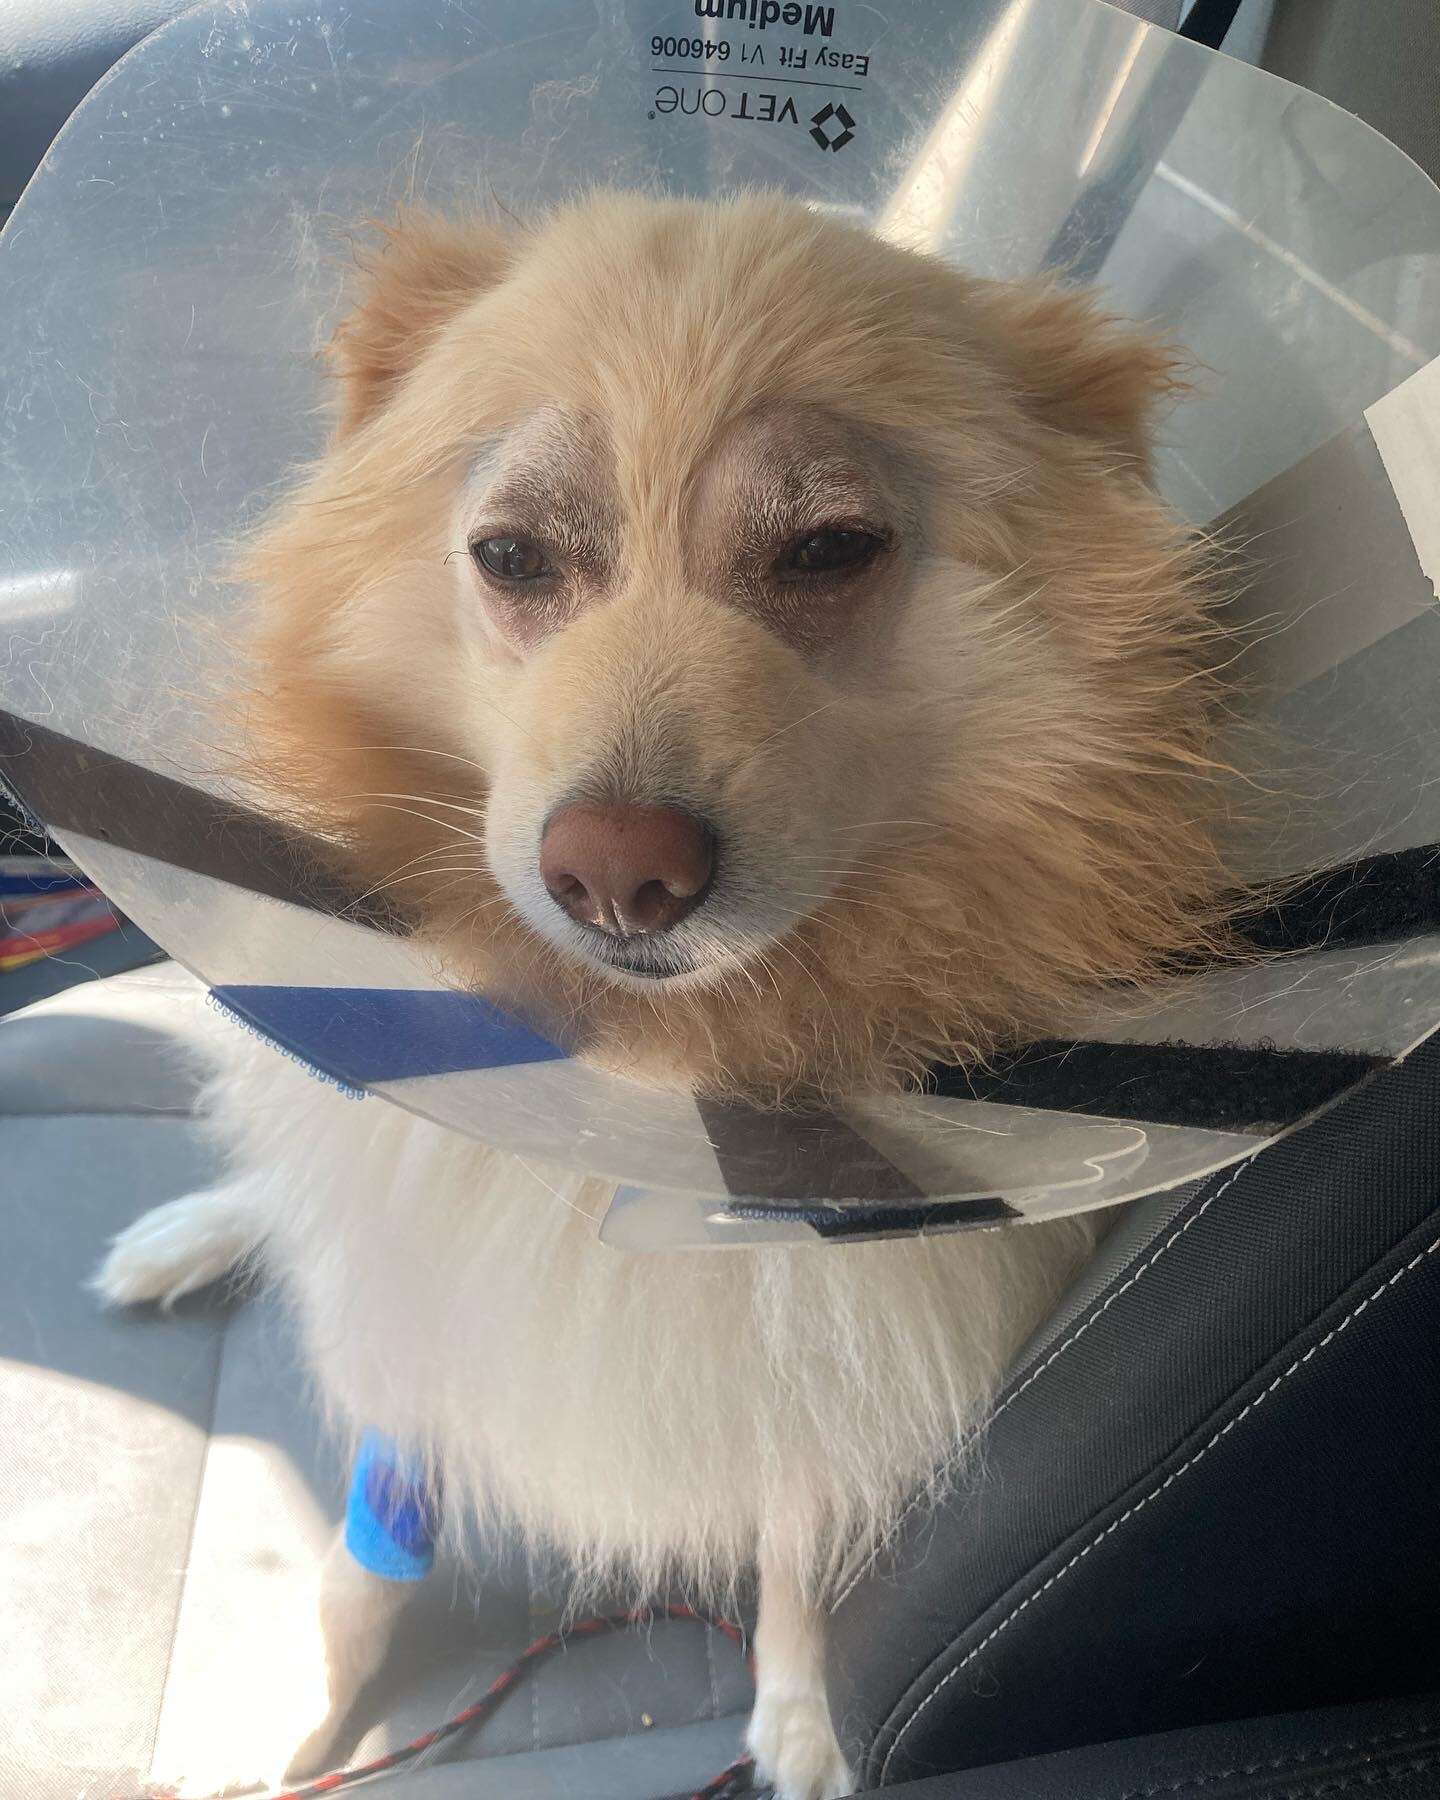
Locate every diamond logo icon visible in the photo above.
<box><xmin>810</xmin><ymin>102</ymin><xmax>856</xmax><ymax>152</ymax></box>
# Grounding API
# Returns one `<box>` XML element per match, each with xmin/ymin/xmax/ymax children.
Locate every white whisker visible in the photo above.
<box><xmin>349</xmin><ymin>744</ymin><xmax>491</xmax><ymax>776</ymax></box>
<box><xmin>746</xmin><ymin>697</ymin><xmax>843</xmax><ymax>757</ymax></box>
<box><xmin>352</xmin><ymin>801</ymin><xmax>490</xmax><ymax>845</ymax></box>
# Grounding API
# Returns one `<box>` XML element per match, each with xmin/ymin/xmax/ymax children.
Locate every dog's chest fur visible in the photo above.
<box><xmin>209</xmin><ymin>1029</ymin><xmax>1095</xmax><ymax>1595</ymax></box>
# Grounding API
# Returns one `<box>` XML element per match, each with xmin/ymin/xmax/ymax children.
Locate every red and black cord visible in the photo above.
<box><xmin>139</xmin><ymin>1605</ymin><xmax>757</xmax><ymax>1800</ymax></box>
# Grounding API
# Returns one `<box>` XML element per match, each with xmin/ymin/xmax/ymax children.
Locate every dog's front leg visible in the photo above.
<box><xmin>284</xmin><ymin>1431</ymin><xmax>437</xmax><ymax>1783</ymax></box>
<box><xmin>747</xmin><ymin>1538</ymin><xmax>855</xmax><ymax>1800</ymax></box>
<box><xmin>282</xmin><ymin>1527</ymin><xmax>416</xmax><ymax>1781</ymax></box>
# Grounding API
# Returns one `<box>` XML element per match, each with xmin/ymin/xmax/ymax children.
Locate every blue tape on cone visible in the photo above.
<box><xmin>211</xmin><ymin>984</ymin><xmax>567</xmax><ymax>1084</ymax></box>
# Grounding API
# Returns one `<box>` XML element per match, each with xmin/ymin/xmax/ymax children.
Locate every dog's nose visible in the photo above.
<box><xmin>540</xmin><ymin>803</ymin><xmax>714</xmax><ymax>937</ymax></box>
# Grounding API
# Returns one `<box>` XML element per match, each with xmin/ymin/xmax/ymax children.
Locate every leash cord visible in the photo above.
<box><xmin>134</xmin><ymin>1605</ymin><xmax>757</xmax><ymax>1800</ymax></box>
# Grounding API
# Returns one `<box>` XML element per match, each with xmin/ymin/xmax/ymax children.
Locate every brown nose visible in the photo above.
<box><xmin>539</xmin><ymin>803</ymin><xmax>714</xmax><ymax>937</ymax></box>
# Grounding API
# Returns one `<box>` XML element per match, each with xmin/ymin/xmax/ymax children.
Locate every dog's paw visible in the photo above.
<box><xmin>282</xmin><ymin>1707</ymin><xmax>355</xmax><ymax>1787</ymax></box>
<box><xmin>747</xmin><ymin>1689</ymin><xmax>855</xmax><ymax>1800</ymax></box>
<box><xmin>92</xmin><ymin>1189</ymin><xmax>254</xmax><ymax>1309</ymax></box>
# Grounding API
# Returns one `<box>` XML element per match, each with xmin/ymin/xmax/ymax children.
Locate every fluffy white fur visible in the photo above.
<box><xmin>99</xmin><ymin>1019</ymin><xmax>1096</xmax><ymax>1797</ymax></box>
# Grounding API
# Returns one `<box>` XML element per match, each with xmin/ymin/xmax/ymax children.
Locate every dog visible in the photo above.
<box><xmin>96</xmin><ymin>191</ymin><xmax>1229</xmax><ymax>1799</ymax></box>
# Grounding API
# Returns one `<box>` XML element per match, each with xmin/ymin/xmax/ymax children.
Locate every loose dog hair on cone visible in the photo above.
<box><xmin>233</xmin><ymin>189</ymin><xmax>1241</xmax><ymax>1105</ymax></box>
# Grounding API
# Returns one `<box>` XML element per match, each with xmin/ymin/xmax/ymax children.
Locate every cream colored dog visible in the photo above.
<box><xmin>98</xmin><ymin>192</ymin><xmax>1227</xmax><ymax>1799</ymax></box>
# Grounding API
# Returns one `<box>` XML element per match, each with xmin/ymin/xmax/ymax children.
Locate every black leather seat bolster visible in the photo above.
<box><xmin>853</xmin><ymin>1690</ymin><xmax>1440</xmax><ymax>1800</ymax></box>
<box><xmin>827</xmin><ymin>1034</ymin><xmax>1440</xmax><ymax>1788</ymax></box>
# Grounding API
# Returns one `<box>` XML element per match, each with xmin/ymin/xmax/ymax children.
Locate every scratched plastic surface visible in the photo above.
<box><xmin>1</xmin><ymin>0</ymin><xmax>1438</xmax><ymax>1246</ymax></box>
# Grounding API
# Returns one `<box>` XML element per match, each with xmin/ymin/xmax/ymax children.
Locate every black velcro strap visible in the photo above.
<box><xmin>720</xmin><ymin>1194</ymin><xmax>1021</xmax><ymax>1239</ymax></box>
<box><xmin>0</xmin><ymin>711</ymin><xmax>396</xmax><ymax>929</ymax></box>
<box><xmin>1235</xmin><ymin>845</ymin><xmax>1440</xmax><ymax>955</ymax></box>
<box><xmin>697</xmin><ymin>1098</ymin><xmax>927</xmax><ymax>1202</ymax></box>
<box><xmin>935</xmin><ymin>1039</ymin><xmax>1389</xmax><ymax>1132</ymax></box>
<box><xmin>696</xmin><ymin>1098</ymin><xmax>1022</xmax><ymax>1222</ymax></box>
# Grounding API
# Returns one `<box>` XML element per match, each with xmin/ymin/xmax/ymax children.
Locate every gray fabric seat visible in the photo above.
<box><xmin>0</xmin><ymin>966</ymin><xmax>752</xmax><ymax>1800</ymax></box>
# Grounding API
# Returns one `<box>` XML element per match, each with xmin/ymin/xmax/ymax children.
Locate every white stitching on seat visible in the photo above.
<box><xmin>833</xmin><ymin>1156</ymin><xmax>1257</xmax><ymax>1610</ymax></box>
<box><xmin>877</xmin><ymin>1229</ymin><xmax>1440</xmax><ymax>1784</ymax></box>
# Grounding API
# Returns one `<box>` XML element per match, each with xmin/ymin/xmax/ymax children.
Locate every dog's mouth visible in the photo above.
<box><xmin>584</xmin><ymin>936</ymin><xmax>701</xmax><ymax>985</ymax></box>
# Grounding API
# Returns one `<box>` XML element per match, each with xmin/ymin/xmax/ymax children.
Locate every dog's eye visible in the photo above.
<box><xmin>472</xmin><ymin>536</ymin><xmax>553</xmax><ymax>582</ymax></box>
<box><xmin>779</xmin><ymin>528</ymin><xmax>884</xmax><ymax>578</ymax></box>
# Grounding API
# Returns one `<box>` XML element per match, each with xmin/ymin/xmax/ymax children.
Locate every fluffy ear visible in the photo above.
<box><xmin>976</xmin><ymin>280</ymin><xmax>1186</xmax><ymax>475</ymax></box>
<box><xmin>328</xmin><ymin>209</ymin><xmax>515</xmax><ymax>438</ymax></box>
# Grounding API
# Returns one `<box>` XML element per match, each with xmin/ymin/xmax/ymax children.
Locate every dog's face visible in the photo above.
<box><xmin>460</xmin><ymin>397</ymin><xmax>914</xmax><ymax>990</ymax></box>
<box><xmin>242</xmin><ymin>193</ymin><xmax>1225</xmax><ymax>1095</ymax></box>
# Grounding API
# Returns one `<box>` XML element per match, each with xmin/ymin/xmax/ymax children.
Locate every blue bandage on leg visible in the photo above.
<box><xmin>344</xmin><ymin>1429</ymin><xmax>438</xmax><ymax>1582</ymax></box>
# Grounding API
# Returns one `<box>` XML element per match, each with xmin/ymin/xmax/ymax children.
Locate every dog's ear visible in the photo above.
<box><xmin>329</xmin><ymin>209</ymin><xmax>515</xmax><ymax>438</ymax></box>
<box><xmin>977</xmin><ymin>281</ymin><xmax>1186</xmax><ymax>476</ymax></box>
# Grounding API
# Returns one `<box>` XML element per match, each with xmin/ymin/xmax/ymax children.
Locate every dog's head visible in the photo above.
<box><xmin>241</xmin><ymin>192</ymin><xmax>1227</xmax><ymax>1096</ymax></box>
